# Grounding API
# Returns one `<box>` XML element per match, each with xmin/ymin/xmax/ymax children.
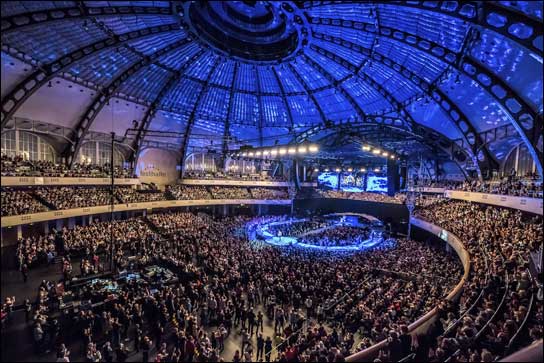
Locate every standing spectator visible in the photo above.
<box><xmin>142</xmin><ymin>336</ymin><xmax>151</xmax><ymax>363</ymax></box>
<box><xmin>265</xmin><ymin>336</ymin><xmax>273</xmax><ymax>362</ymax></box>
<box><xmin>21</xmin><ymin>263</ymin><xmax>29</xmax><ymax>283</ymax></box>
<box><xmin>257</xmin><ymin>333</ymin><xmax>265</xmax><ymax>361</ymax></box>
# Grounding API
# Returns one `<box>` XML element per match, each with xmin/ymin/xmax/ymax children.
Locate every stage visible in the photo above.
<box><xmin>248</xmin><ymin>213</ymin><xmax>388</xmax><ymax>252</ymax></box>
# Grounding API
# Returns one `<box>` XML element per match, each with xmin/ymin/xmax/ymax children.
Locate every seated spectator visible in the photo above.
<box><xmin>166</xmin><ymin>185</ymin><xmax>211</xmax><ymax>200</ymax></box>
<box><xmin>35</xmin><ymin>186</ymin><xmax>112</xmax><ymax>210</ymax></box>
<box><xmin>1</xmin><ymin>187</ymin><xmax>48</xmax><ymax>216</ymax></box>
<box><xmin>1</xmin><ymin>153</ymin><xmax>132</xmax><ymax>178</ymax></box>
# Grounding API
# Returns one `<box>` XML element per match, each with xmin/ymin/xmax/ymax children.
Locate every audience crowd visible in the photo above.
<box><xmin>412</xmin><ymin>200</ymin><xmax>542</xmax><ymax>362</ymax></box>
<box><xmin>184</xmin><ymin>170</ymin><xmax>286</xmax><ymax>182</ymax></box>
<box><xmin>35</xmin><ymin>186</ymin><xmax>113</xmax><ymax>210</ymax></box>
<box><xmin>266</xmin><ymin>218</ymin><xmax>333</xmax><ymax>238</ymax></box>
<box><xmin>315</xmin><ymin>190</ymin><xmax>407</xmax><ymax>204</ymax></box>
<box><xmin>4</xmin><ymin>211</ymin><xmax>464</xmax><ymax>362</ymax></box>
<box><xmin>1</xmin><ymin>187</ymin><xmax>48</xmax><ymax>216</ymax></box>
<box><xmin>166</xmin><ymin>185</ymin><xmax>211</xmax><ymax>200</ymax></box>
<box><xmin>1</xmin><ymin>154</ymin><xmax>133</xmax><ymax>178</ymax></box>
<box><xmin>299</xmin><ymin>226</ymin><xmax>371</xmax><ymax>247</ymax></box>
<box><xmin>209</xmin><ymin>186</ymin><xmax>252</xmax><ymax>200</ymax></box>
<box><xmin>249</xmin><ymin>188</ymin><xmax>289</xmax><ymax>200</ymax></box>
<box><xmin>416</xmin><ymin>177</ymin><xmax>542</xmax><ymax>198</ymax></box>
<box><xmin>1</xmin><ymin>185</ymin><xmax>293</xmax><ymax>216</ymax></box>
<box><xmin>115</xmin><ymin>189</ymin><xmax>166</xmax><ymax>204</ymax></box>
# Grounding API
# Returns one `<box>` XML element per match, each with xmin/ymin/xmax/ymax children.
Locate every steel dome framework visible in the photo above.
<box><xmin>1</xmin><ymin>1</ymin><xmax>542</xmax><ymax>178</ymax></box>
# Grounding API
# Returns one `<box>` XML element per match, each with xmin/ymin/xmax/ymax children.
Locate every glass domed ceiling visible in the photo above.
<box><xmin>0</xmin><ymin>1</ymin><xmax>542</xmax><ymax>174</ymax></box>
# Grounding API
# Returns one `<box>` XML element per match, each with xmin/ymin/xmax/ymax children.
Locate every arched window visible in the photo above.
<box><xmin>76</xmin><ymin>141</ymin><xmax>124</xmax><ymax>167</ymax></box>
<box><xmin>503</xmin><ymin>144</ymin><xmax>537</xmax><ymax>177</ymax></box>
<box><xmin>184</xmin><ymin>153</ymin><xmax>219</xmax><ymax>173</ymax></box>
<box><xmin>1</xmin><ymin>130</ymin><xmax>56</xmax><ymax>162</ymax></box>
<box><xmin>226</xmin><ymin>158</ymin><xmax>258</xmax><ymax>175</ymax></box>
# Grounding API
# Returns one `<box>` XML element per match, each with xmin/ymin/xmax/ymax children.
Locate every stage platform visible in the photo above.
<box><xmin>248</xmin><ymin>213</ymin><xmax>387</xmax><ymax>252</ymax></box>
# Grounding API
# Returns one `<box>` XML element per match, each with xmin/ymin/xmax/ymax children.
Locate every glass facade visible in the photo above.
<box><xmin>1</xmin><ymin>130</ymin><xmax>56</xmax><ymax>162</ymax></box>
<box><xmin>76</xmin><ymin>141</ymin><xmax>124</xmax><ymax>167</ymax></box>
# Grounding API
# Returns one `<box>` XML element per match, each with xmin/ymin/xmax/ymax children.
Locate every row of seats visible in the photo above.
<box><xmin>184</xmin><ymin>170</ymin><xmax>287</xmax><ymax>181</ymax></box>
<box><xmin>308</xmin><ymin>189</ymin><xmax>407</xmax><ymax>204</ymax></box>
<box><xmin>419</xmin><ymin>177</ymin><xmax>542</xmax><ymax>198</ymax></box>
<box><xmin>408</xmin><ymin>199</ymin><xmax>542</xmax><ymax>362</ymax></box>
<box><xmin>12</xmin><ymin>211</ymin><xmax>462</xmax><ymax>362</ymax></box>
<box><xmin>8</xmin><ymin>202</ymin><xmax>540</xmax><ymax>362</ymax></box>
<box><xmin>1</xmin><ymin>154</ymin><xmax>133</xmax><ymax>178</ymax></box>
<box><xmin>1</xmin><ymin>185</ymin><xmax>291</xmax><ymax>216</ymax></box>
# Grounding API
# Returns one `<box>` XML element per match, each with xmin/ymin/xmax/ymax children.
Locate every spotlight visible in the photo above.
<box><xmin>308</xmin><ymin>145</ymin><xmax>319</xmax><ymax>153</ymax></box>
<box><xmin>248</xmin><ymin>152</ymin><xmax>254</xmax><ymax>157</ymax></box>
<box><xmin>374</xmin><ymin>168</ymin><xmax>380</xmax><ymax>172</ymax></box>
<box><xmin>360</xmin><ymin>168</ymin><xmax>366</xmax><ymax>172</ymax></box>
<box><xmin>288</xmin><ymin>147</ymin><xmax>296</xmax><ymax>154</ymax></box>
<box><xmin>262</xmin><ymin>150</ymin><xmax>270</xmax><ymax>156</ymax></box>
<box><xmin>347</xmin><ymin>168</ymin><xmax>353</xmax><ymax>172</ymax></box>
<box><xmin>390</xmin><ymin>154</ymin><xmax>396</xmax><ymax>159</ymax></box>
<box><xmin>314</xmin><ymin>168</ymin><xmax>319</xmax><ymax>172</ymax></box>
<box><xmin>372</xmin><ymin>148</ymin><xmax>381</xmax><ymax>154</ymax></box>
<box><xmin>335</xmin><ymin>168</ymin><xmax>341</xmax><ymax>172</ymax></box>
<box><xmin>270</xmin><ymin>149</ymin><xmax>278</xmax><ymax>156</ymax></box>
<box><xmin>279</xmin><ymin>148</ymin><xmax>287</xmax><ymax>155</ymax></box>
<box><xmin>324</xmin><ymin>168</ymin><xmax>330</xmax><ymax>172</ymax></box>
<box><xmin>298</xmin><ymin>146</ymin><xmax>308</xmax><ymax>153</ymax></box>
<box><xmin>255</xmin><ymin>151</ymin><xmax>262</xmax><ymax>157</ymax></box>
<box><xmin>242</xmin><ymin>152</ymin><xmax>248</xmax><ymax>157</ymax></box>
<box><xmin>362</xmin><ymin>145</ymin><xmax>371</xmax><ymax>151</ymax></box>
<box><xmin>382</xmin><ymin>152</ymin><xmax>389</xmax><ymax>157</ymax></box>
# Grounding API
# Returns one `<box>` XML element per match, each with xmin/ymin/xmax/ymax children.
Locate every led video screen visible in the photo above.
<box><xmin>318</xmin><ymin>172</ymin><xmax>388</xmax><ymax>193</ymax></box>
<box><xmin>366</xmin><ymin>175</ymin><xmax>388</xmax><ymax>192</ymax></box>
<box><xmin>317</xmin><ymin>171</ymin><xmax>339</xmax><ymax>189</ymax></box>
<box><xmin>339</xmin><ymin>173</ymin><xmax>365</xmax><ymax>192</ymax></box>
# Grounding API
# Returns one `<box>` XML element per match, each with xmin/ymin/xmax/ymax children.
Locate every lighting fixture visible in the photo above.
<box><xmin>308</xmin><ymin>145</ymin><xmax>319</xmax><ymax>153</ymax></box>
<box><xmin>314</xmin><ymin>168</ymin><xmax>319</xmax><ymax>172</ymax></box>
<box><xmin>279</xmin><ymin>148</ymin><xmax>287</xmax><ymax>155</ymax></box>
<box><xmin>262</xmin><ymin>150</ymin><xmax>270</xmax><ymax>156</ymax></box>
<box><xmin>298</xmin><ymin>146</ymin><xmax>307</xmax><ymax>153</ymax></box>
<box><xmin>382</xmin><ymin>152</ymin><xmax>389</xmax><ymax>157</ymax></box>
<box><xmin>324</xmin><ymin>168</ymin><xmax>329</xmax><ymax>172</ymax></box>
<box><xmin>362</xmin><ymin>145</ymin><xmax>371</xmax><ymax>151</ymax></box>
<box><xmin>360</xmin><ymin>168</ymin><xmax>366</xmax><ymax>172</ymax></box>
<box><xmin>248</xmin><ymin>152</ymin><xmax>254</xmax><ymax>157</ymax></box>
<box><xmin>374</xmin><ymin>168</ymin><xmax>380</xmax><ymax>172</ymax></box>
<box><xmin>255</xmin><ymin>151</ymin><xmax>262</xmax><ymax>157</ymax></box>
<box><xmin>242</xmin><ymin>152</ymin><xmax>248</xmax><ymax>157</ymax></box>
<box><xmin>335</xmin><ymin>168</ymin><xmax>341</xmax><ymax>172</ymax></box>
<box><xmin>390</xmin><ymin>154</ymin><xmax>396</xmax><ymax>159</ymax></box>
<box><xmin>270</xmin><ymin>149</ymin><xmax>278</xmax><ymax>156</ymax></box>
<box><xmin>372</xmin><ymin>148</ymin><xmax>381</xmax><ymax>154</ymax></box>
<box><xmin>288</xmin><ymin>147</ymin><xmax>296</xmax><ymax>154</ymax></box>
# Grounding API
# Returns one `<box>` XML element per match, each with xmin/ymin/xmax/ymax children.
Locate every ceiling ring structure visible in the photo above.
<box><xmin>184</xmin><ymin>1</ymin><xmax>310</xmax><ymax>64</ymax></box>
